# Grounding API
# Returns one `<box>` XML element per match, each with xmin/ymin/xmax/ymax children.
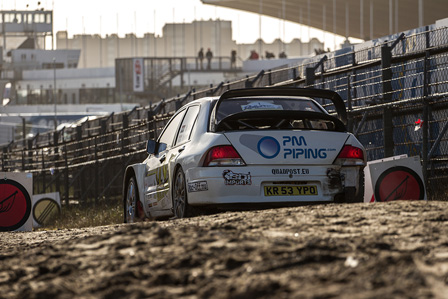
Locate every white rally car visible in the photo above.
<box><xmin>123</xmin><ymin>87</ymin><xmax>366</xmax><ymax>221</ymax></box>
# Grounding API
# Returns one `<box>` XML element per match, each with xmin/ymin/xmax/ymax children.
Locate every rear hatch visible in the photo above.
<box><xmin>210</xmin><ymin>87</ymin><xmax>351</xmax><ymax>165</ymax></box>
<box><xmin>224</xmin><ymin>131</ymin><xmax>349</xmax><ymax>165</ymax></box>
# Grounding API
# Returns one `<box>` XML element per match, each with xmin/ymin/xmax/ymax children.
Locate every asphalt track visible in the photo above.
<box><xmin>1</xmin><ymin>200</ymin><xmax>447</xmax><ymax>298</ymax></box>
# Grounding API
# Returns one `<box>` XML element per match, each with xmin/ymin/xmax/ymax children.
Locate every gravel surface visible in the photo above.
<box><xmin>1</xmin><ymin>200</ymin><xmax>448</xmax><ymax>299</ymax></box>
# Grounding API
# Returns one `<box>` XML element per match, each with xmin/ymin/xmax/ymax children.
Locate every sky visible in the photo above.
<box><xmin>1</xmin><ymin>0</ymin><xmax>354</xmax><ymax>50</ymax></box>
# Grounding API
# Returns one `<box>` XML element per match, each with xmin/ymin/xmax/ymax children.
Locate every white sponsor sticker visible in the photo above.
<box><xmin>241</xmin><ymin>101</ymin><xmax>283</xmax><ymax>111</ymax></box>
<box><xmin>222</xmin><ymin>170</ymin><xmax>252</xmax><ymax>185</ymax></box>
<box><xmin>188</xmin><ymin>181</ymin><xmax>209</xmax><ymax>192</ymax></box>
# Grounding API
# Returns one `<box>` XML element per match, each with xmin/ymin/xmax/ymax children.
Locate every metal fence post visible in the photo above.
<box><xmin>180</xmin><ymin>58</ymin><xmax>185</xmax><ymax>89</ymax></box>
<box><xmin>100</xmin><ymin>119</ymin><xmax>107</xmax><ymax>136</ymax></box>
<box><xmin>121</xmin><ymin>113</ymin><xmax>129</xmax><ymax>192</ymax></box>
<box><xmin>21</xmin><ymin>148</ymin><xmax>25</xmax><ymax>171</ymax></box>
<box><xmin>422</xmin><ymin>51</ymin><xmax>430</xmax><ymax>182</ymax></box>
<box><xmin>41</xmin><ymin>149</ymin><xmax>46</xmax><ymax>193</ymax></box>
<box><xmin>305</xmin><ymin>67</ymin><xmax>315</xmax><ymax>86</ymax></box>
<box><xmin>148</xmin><ymin>107</ymin><xmax>155</xmax><ymax>140</ymax></box>
<box><xmin>347</xmin><ymin>74</ymin><xmax>353</xmax><ymax>132</ymax></box>
<box><xmin>27</xmin><ymin>139</ymin><xmax>33</xmax><ymax>192</ymax></box>
<box><xmin>54</xmin><ymin>131</ymin><xmax>60</xmax><ymax>194</ymax></box>
<box><xmin>381</xmin><ymin>44</ymin><xmax>394</xmax><ymax>158</ymax></box>
<box><xmin>122</xmin><ymin>113</ymin><xmax>129</xmax><ymax>154</ymax></box>
<box><xmin>76</xmin><ymin>125</ymin><xmax>84</xmax><ymax>201</ymax></box>
<box><xmin>292</xmin><ymin>68</ymin><xmax>297</xmax><ymax>81</ymax></box>
<box><xmin>94</xmin><ymin>136</ymin><xmax>99</xmax><ymax>204</ymax></box>
<box><xmin>99</xmin><ymin>117</ymin><xmax>108</xmax><ymax>199</ymax></box>
<box><xmin>64</xmin><ymin>144</ymin><xmax>69</xmax><ymax>206</ymax></box>
<box><xmin>320</xmin><ymin>63</ymin><xmax>325</xmax><ymax>89</ymax></box>
<box><xmin>27</xmin><ymin>139</ymin><xmax>33</xmax><ymax>171</ymax></box>
<box><xmin>22</xmin><ymin>117</ymin><xmax>26</xmax><ymax>148</ymax></box>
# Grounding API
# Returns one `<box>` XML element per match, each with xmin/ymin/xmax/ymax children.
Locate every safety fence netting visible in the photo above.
<box><xmin>1</xmin><ymin>25</ymin><xmax>447</xmax><ymax>204</ymax></box>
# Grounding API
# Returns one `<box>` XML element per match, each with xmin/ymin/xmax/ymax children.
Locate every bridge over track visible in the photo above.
<box><xmin>115</xmin><ymin>56</ymin><xmax>241</xmax><ymax>101</ymax></box>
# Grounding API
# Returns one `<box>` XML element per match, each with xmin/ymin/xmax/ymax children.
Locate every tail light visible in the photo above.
<box><xmin>203</xmin><ymin>145</ymin><xmax>246</xmax><ymax>166</ymax></box>
<box><xmin>334</xmin><ymin>145</ymin><xmax>365</xmax><ymax>166</ymax></box>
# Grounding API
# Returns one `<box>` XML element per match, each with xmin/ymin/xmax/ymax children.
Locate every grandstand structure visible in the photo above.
<box><xmin>202</xmin><ymin>0</ymin><xmax>448</xmax><ymax>40</ymax></box>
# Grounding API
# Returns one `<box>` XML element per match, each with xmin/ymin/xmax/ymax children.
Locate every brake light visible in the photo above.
<box><xmin>203</xmin><ymin>145</ymin><xmax>246</xmax><ymax>166</ymax></box>
<box><xmin>338</xmin><ymin>145</ymin><xmax>364</xmax><ymax>159</ymax></box>
<box><xmin>335</xmin><ymin>145</ymin><xmax>365</xmax><ymax>166</ymax></box>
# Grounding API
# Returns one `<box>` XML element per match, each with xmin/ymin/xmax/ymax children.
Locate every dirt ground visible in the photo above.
<box><xmin>1</xmin><ymin>200</ymin><xmax>448</xmax><ymax>299</ymax></box>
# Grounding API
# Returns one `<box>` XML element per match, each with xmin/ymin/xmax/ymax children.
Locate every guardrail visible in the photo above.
<box><xmin>2</xmin><ymin>25</ymin><xmax>448</xmax><ymax>204</ymax></box>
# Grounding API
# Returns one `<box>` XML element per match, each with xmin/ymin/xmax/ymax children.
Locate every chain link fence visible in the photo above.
<box><xmin>2</xmin><ymin>25</ymin><xmax>448</xmax><ymax>203</ymax></box>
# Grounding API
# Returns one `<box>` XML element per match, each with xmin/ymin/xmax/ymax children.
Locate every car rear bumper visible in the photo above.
<box><xmin>185</xmin><ymin>165</ymin><xmax>353</xmax><ymax>205</ymax></box>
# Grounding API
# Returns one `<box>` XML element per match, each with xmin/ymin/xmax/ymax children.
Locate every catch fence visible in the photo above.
<box><xmin>2</xmin><ymin>24</ymin><xmax>448</xmax><ymax>203</ymax></box>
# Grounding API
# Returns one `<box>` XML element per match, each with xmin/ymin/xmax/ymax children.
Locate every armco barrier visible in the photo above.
<box><xmin>1</xmin><ymin>23</ymin><xmax>448</xmax><ymax>205</ymax></box>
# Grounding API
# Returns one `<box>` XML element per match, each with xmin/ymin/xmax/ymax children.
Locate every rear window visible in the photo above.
<box><xmin>212</xmin><ymin>96</ymin><xmax>345</xmax><ymax>132</ymax></box>
<box><xmin>215</xmin><ymin>97</ymin><xmax>323</xmax><ymax>123</ymax></box>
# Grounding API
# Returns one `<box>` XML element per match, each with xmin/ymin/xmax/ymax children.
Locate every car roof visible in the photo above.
<box><xmin>185</xmin><ymin>96</ymin><xmax>218</xmax><ymax>107</ymax></box>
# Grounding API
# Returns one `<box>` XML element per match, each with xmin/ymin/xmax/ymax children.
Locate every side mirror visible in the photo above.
<box><xmin>146</xmin><ymin>140</ymin><xmax>157</xmax><ymax>154</ymax></box>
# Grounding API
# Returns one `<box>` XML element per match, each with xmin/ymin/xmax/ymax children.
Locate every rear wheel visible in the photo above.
<box><xmin>172</xmin><ymin>167</ymin><xmax>189</xmax><ymax>218</ymax></box>
<box><xmin>124</xmin><ymin>176</ymin><xmax>141</xmax><ymax>223</ymax></box>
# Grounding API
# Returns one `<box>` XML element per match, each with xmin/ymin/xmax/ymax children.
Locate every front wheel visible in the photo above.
<box><xmin>124</xmin><ymin>176</ymin><xmax>141</xmax><ymax>223</ymax></box>
<box><xmin>172</xmin><ymin>167</ymin><xmax>190</xmax><ymax>218</ymax></box>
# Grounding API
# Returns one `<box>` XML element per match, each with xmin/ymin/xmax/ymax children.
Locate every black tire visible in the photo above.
<box><xmin>172</xmin><ymin>167</ymin><xmax>190</xmax><ymax>218</ymax></box>
<box><xmin>124</xmin><ymin>176</ymin><xmax>140</xmax><ymax>223</ymax></box>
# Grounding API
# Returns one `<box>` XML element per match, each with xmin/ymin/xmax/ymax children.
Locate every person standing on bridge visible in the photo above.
<box><xmin>206</xmin><ymin>48</ymin><xmax>213</xmax><ymax>70</ymax></box>
<box><xmin>231</xmin><ymin>49</ymin><xmax>237</xmax><ymax>69</ymax></box>
<box><xmin>198</xmin><ymin>48</ymin><xmax>204</xmax><ymax>70</ymax></box>
<box><xmin>249</xmin><ymin>50</ymin><xmax>259</xmax><ymax>60</ymax></box>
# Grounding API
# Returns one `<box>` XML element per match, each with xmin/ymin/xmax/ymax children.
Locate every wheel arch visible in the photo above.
<box><xmin>123</xmin><ymin>166</ymin><xmax>138</xmax><ymax>222</ymax></box>
<box><xmin>171</xmin><ymin>163</ymin><xmax>190</xmax><ymax>218</ymax></box>
<box><xmin>171</xmin><ymin>163</ymin><xmax>184</xmax><ymax>197</ymax></box>
<box><xmin>123</xmin><ymin>166</ymin><xmax>137</xmax><ymax>201</ymax></box>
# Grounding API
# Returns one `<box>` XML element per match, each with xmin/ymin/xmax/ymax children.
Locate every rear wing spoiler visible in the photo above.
<box><xmin>211</xmin><ymin>87</ymin><xmax>347</xmax><ymax>130</ymax></box>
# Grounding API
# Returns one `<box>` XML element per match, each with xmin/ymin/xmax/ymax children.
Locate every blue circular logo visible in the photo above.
<box><xmin>257</xmin><ymin>137</ymin><xmax>280</xmax><ymax>159</ymax></box>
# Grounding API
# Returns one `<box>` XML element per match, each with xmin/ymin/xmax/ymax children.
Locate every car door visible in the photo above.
<box><xmin>161</xmin><ymin>105</ymin><xmax>201</xmax><ymax>210</ymax></box>
<box><xmin>173</xmin><ymin>105</ymin><xmax>200</xmax><ymax>148</ymax></box>
<box><xmin>144</xmin><ymin>109</ymin><xmax>186</xmax><ymax>211</ymax></box>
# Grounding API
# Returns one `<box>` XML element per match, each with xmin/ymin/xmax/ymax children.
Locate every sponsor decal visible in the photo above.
<box><xmin>148</xmin><ymin>202</ymin><xmax>158</xmax><ymax>208</ymax></box>
<box><xmin>241</xmin><ymin>101</ymin><xmax>283</xmax><ymax>111</ymax></box>
<box><xmin>374</xmin><ymin>166</ymin><xmax>425</xmax><ymax>201</ymax></box>
<box><xmin>188</xmin><ymin>181</ymin><xmax>208</xmax><ymax>192</ymax></box>
<box><xmin>133</xmin><ymin>58</ymin><xmax>144</xmax><ymax>92</ymax></box>
<box><xmin>33</xmin><ymin>197</ymin><xmax>61</xmax><ymax>226</ymax></box>
<box><xmin>156</xmin><ymin>190</ymin><xmax>169</xmax><ymax>202</ymax></box>
<box><xmin>283</xmin><ymin>148</ymin><xmax>327</xmax><ymax>159</ymax></box>
<box><xmin>271</xmin><ymin>168</ymin><xmax>310</xmax><ymax>175</ymax></box>
<box><xmin>146</xmin><ymin>164</ymin><xmax>169</xmax><ymax>187</ymax></box>
<box><xmin>240</xmin><ymin>134</ymin><xmax>336</xmax><ymax>160</ymax></box>
<box><xmin>281</xmin><ymin>136</ymin><xmax>328</xmax><ymax>159</ymax></box>
<box><xmin>0</xmin><ymin>179</ymin><xmax>32</xmax><ymax>231</ymax></box>
<box><xmin>257</xmin><ymin>136</ymin><xmax>281</xmax><ymax>159</ymax></box>
<box><xmin>222</xmin><ymin>170</ymin><xmax>251</xmax><ymax>185</ymax></box>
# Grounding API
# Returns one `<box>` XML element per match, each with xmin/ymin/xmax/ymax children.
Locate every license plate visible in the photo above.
<box><xmin>264</xmin><ymin>185</ymin><xmax>318</xmax><ymax>196</ymax></box>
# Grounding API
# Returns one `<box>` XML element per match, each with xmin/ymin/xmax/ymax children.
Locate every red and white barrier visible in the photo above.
<box><xmin>364</xmin><ymin>155</ymin><xmax>427</xmax><ymax>202</ymax></box>
<box><xmin>0</xmin><ymin>172</ymin><xmax>33</xmax><ymax>231</ymax></box>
